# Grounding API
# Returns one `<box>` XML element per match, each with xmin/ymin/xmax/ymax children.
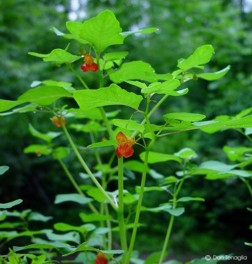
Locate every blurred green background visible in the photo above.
<box><xmin>0</xmin><ymin>0</ymin><xmax>252</xmax><ymax>261</ymax></box>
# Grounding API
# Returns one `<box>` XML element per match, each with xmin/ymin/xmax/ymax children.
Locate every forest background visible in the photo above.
<box><xmin>0</xmin><ymin>0</ymin><xmax>252</xmax><ymax>260</ymax></box>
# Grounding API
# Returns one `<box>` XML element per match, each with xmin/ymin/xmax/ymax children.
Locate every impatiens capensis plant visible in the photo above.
<box><xmin>0</xmin><ymin>9</ymin><xmax>252</xmax><ymax>264</ymax></box>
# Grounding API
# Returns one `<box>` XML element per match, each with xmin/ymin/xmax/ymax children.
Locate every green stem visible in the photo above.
<box><xmin>124</xmin><ymin>145</ymin><xmax>151</xmax><ymax>264</ymax></box>
<box><xmin>158</xmin><ymin>215</ymin><xmax>175</xmax><ymax>264</ymax></box>
<box><xmin>132</xmin><ymin>95</ymin><xmax>169</xmax><ymax>137</ymax></box>
<box><xmin>240</xmin><ymin>178</ymin><xmax>252</xmax><ymax>197</ymax></box>
<box><xmin>58</xmin><ymin>158</ymin><xmax>98</xmax><ymax>214</ymax></box>
<box><xmin>68</xmin><ymin>63</ymin><xmax>90</xmax><ymax>90</ymax></box>
<box><xmin>158</xmin><ymin>178</ymin><xmax>185</xmax><ymax>264</ymax></box>
<box><xmin>117</xmin><ymin>157</ymin><xmax>128</xmax><ymax>257</ymax></box>
<box><xmin>61</xmin><ymin>124</ymin><xmax>117</xmax><ymax>211</ymax></box>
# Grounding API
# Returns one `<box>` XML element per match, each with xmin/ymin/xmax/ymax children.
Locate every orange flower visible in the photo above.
<box><xmin>116</xmin><ymin>131</ymin><xmax>135</xmax><ymax>158</ymax></box>
<box><xmin>81</xmin><ymin>54</ymin><xmax>99</xmax><ymax>72</ymax></box>
<box><xmin>50</xmin><ymin>115</ymin><xmax>66</xmax><ymax>128</ymax></box>
<box><xmin>95</xmin><ymin>252</ymin><xmax>108</xmax><ymax>264</ymax></box>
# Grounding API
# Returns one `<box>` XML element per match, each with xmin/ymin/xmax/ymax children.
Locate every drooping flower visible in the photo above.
<box><xmin>81</xmin><ymin>54</ymin><xmax>99</xmax><ymax>72</ymax></box>
<box><xmin>95</xmin><ymin>252</ymin><xmax>108</xmax><ymax>264</ymax></box>
<box><xmin>116</xmin><ymin>131</ymin><xmax>135</xmax><ymax>158</ymax></box>
<box><xmin>50</xmin><ymin>115</ymin><xmax>66</xmax><ymax>128</ymax></box>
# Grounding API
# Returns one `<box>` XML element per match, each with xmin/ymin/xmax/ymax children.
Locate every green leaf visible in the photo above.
<box><xmin>54</xmin><ymin>222</ymin><xmax>94</xmax><ymax>233</ymax></box>
<box><xmin>177</xmin><ymin>197</ymin><xmax>205</xmax><ymax>202</ymax></box>
<box><xmin>28</xmin><ymin>124</ymin><xmax>61</xmax><ymax>143</ymax></box>
<box><xmin>124</xmin><ymin>160</ymin><xmax>149</xmax><ymax>173</ymax></box>
<box><xmin>142</xmin><ymin>79</ymin><xmax>181</xmax><ymax>95</ymax></box>
<box><xmin>86</xmin><ymin>187</ymin><xmax>107</xmax><ymax>203</ymax></box>
<box><xmin>74</xmin><ymin>84</ymin><xmax>142</xmax><ymax>110</ymax></box>
<box><xmin>78</xmin><ymin>10</ymin><xmax>124</xmax><ymax>53</ymax></box>
<box><xmin>145</xmin><ymin>251</ymin><xmax>166</xmax><ymax>264</ymax></box>
<box><xmin>140</xmin><ymin>151</ymin><xmax>181</xmax><ymax>164</ymax></box>
<box><xmin>54</xmin><ymin>194</ymin><xmax>92</xmax><ymax>205</ymax></box>
<box><xmin>87</xmin><ymin>140</ymin><xmax>115</xmax><ymax>149</ymax></box>
<box><xmin>45</xmin><ymin>230</ymin><xmax>80</xmax><ymax>243</ymax></box>
<box><xmin>167</xmin><ymin>207</ymin><xmax>185</xmax><ymax>216</ymax></box>
<box><xmin>141</xmin><ymin>204</ymin><xmax>172</xmax><ymax>213</ymax></box>
<box><xmin>24</xmin><ymin>144</ymin><xmax>52</xmax><ymax>156</ymax></box>
<box><xmin>0</xmin><ymin>199</ymin><xmax>23</xmax><ymax>209</ymax></box>
<box><xmin>0</xmin><ymin>165</ymin><xmax>9</xmax><ymax>175</ymax></box>
<box><xmin>175</xmin><ymin>148</ymin><xmax>197</xmax><ymax>160</ymax></box>
<box><xmin>79</xmin><ymin>213</ymin><xmax>112</xmax><ymax>222</ymax></box>
<box><xmin>63</xmin><ymin>242</ymin><xmax>97</xmax><ymax>256</ymax></box>
<box><xmin>53</xmin><ymin>147</ymin><xmax>70</xmax><ymax>159</ymax></box>
<box><xmin>122</xmin><ymin>27</ymin><xmax>159</xmax><ymax>37</ymax></box>
<box><xmin>29</xmin><ymin>49</ymin><xmax>81</xmax><ymax>64</ymax></box>
<box><xmin>112</xmin><ymin>119</ymin><xmax>145</xmax><ymax>133</ymax></box>
<box><xmin>178</xmin><ymin>45</ymin><xmax>214</xmax><ymax>70</ymax></box>
<box><xmin>0</xmin><ymin>99</ymin><xmax>23</xmax><ymax>112</ymax></box>
<box><xmin>110</xmin><ymin>61</ymin><xmax>158</xmax><ymax>83</ymax></box>
<box><xmin>126</xmin><ymin>81</ymin><xmax>148</xmax><ymax>89</ymax></box>
<box><xmin>103</xmin><ymin>51</ymin><xmax>128</xmax><ymax>61</ymax></box>
<box><xmin>199</xmin><ymin>161</ymin><xmax>237</xmax><ymax>172</ymax></box>
<box><xmin>18</xmin><ymin>86</ymin><xmax>72</xmax><ymax>105</ymax></box>
<box><xmin>197</xmin><ymin>65</ymin><xmax>230</xmax><ymax>81</ymax></box>
<box><xmin>28</xmin><ymin>212</ymin><xmax>52</xmax><ymax>222</ymax></box>
<box><xmin>164</xmin><ymin>112</ymin><xmax>206</xmax><ymax>122</ymax></box>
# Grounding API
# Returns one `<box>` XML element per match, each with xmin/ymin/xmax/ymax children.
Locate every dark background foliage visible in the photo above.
<box><xmin>0</xmin><ymin>0</ymin><xmax>252</xmax><ymax>260</ymax></box>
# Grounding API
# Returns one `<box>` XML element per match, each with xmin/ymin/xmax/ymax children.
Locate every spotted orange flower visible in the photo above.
<box><xmin>81</xmin><ymin>54</ymin><xmax>99</xmax><ymax>72</ymax></box>
<box><xmin>50</xmin><ymin>115</ymin><xmax>66</xmax><ymax>128</ymax></box>
<box><xmin>95</xmin><ymin>252</ymin><xmax>108</xmax><ymax>264</ymax></box>
<box><xmin>116</xmin><ymin>131</ymin><xmax>135</xmax><ymax>158</ymax></box>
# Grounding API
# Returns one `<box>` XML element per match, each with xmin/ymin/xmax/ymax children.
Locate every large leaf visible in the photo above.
<box><xmin>74</xmin><ymin>84</ymin><xmax>142</xmax><ymax>110</ymax></box>
<box><xmin>178</xmin><ymin>45</ymin><xmax>214</xmax><ymax>70</ymax></box>
<box><xmin>0</xmin><ymin>99</ymin><xmax>23</xmax><ymax>112</ymax></box>
<box><xmin>78</xmin><ymin>10</ymin><xmax>124</xmax><ymax>53</ymax></box>
<box><xmin>18</xmin><ymin>85</ymin><xmax>72</xmax><ymax>105</ymax></box>
<box><xmin>110</xmin><ymin>61</ymin><xmax>158</xmax><ymax>83</ymax></box>
<box><xmin>29</xmin><ymin>49</ymin><xmax>81</xmax><ymax>64</ymax></box>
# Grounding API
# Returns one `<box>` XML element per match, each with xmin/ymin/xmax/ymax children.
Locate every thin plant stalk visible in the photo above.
<box><xmin>61</xmin><ymin>124</ymin><xmax>117</xmax><ymax>211</ymax></box>
<box><xmin>58</xmin><ymin>158</ymin><xmax>98</xmax><ymax>214</ymax></box>
<box><xmin>117</xmin><ymin>157</ymin><xmax>128</xmax><ymax>258</ymax></box>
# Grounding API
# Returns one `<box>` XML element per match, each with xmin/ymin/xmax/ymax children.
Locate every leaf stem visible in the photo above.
<box><xmin>61</xmin><ymin>124</ymin><xmax>117</xmax><ymax>211</ymax></box>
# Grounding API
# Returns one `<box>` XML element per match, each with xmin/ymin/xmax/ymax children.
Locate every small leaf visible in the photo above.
<box><xmin>0</xmin><ymin>166</ymin><xmax>9</xmax><ymax>175</ymax></box>
<box><xmin>175</xmin><ymin>148</ymin><xmax>197</xmax><ymax>160</ymax></box>
<box><xmin>54</xmin><ymin>194</ymin><xmax>92</xmax><ymax>204</ymax></box>
<box><xmin>74</xmin><ymin>84</ymin><xmax>142</xmax><ymax>110</ymax></box>
<box><xmin>28</xmin><ymin>124</ymin><xmax>60</xmax><ymax>143</ymax></box>
<box><xmin>24</xmin><ymin>144</ymin><xmax>52</xmax><ymax>156</ymax></box>
<box><xmin>142</xmin><ymin>79</ymin><xmax>181</xmax><ymax>95</ymax></box>
<box><xmin>0</xmin><ymin>199</ymin><xmax>23</xmax><ymax>209</ymax></box>
<box><xmin>124</xmin><ymin>160</ymin><xmax>148</xmax><ymax>173</ymax></box>
<box><xmin>53</xmin><ymin>147</ymin><xmax>70</xmax><ymax>159</ymax></box>
<box><xmin>177</xmin><ymin>197</ymin><xmax>205</xmax><ymax>202</ymax></box>
<box><xmin>140</xmin><ymin>151</ymin><xmax>181</xmax><ymax>164</ymax></box>
<box><xmin>122</xmin><ymin>27</ymin><xmax>159</xmax><ymax>37</ymax></box>
<box><xmin>197</xmin><ymin>65</ymin><xmax>230</xmax><ymax>81</ymax></box>
<box><xmin>29</xmin><ymin>49</ymin><xmax>81</xmax><ymax>64</ymax></box>
<box><xmin>112</xmin><ymin>119</ymin><xmax>145</xmax><ymax>133</ymax></box>
<box><xmin>103</xmin><ymin>51</ymin><xmax>128</xmax><ymax>61</ymax></box>
<box><xmin>164</xmin><ymin>112</ymin><xmax>206</xmax><ymax>122</ymax></box>
<box><xmin>110</xmin><ymin>61</ymin><xmax>158</xmax><ymax>83</ymax></box>
<box><xmin>54</xmin><ymin>222</ymin><xmax>94</xmax><ymax>233</ymax></box>
<box><xmin>167</xmin><ymin>207</ymin><xmax>185</xmax><ymax>216</ymax></box>
<box><xmin>178</xmin><ymin>45</ymin><xmax>214</xmax><ymax>70</ymax></box>
<box><xmin>87</xmin><ymin>140</ymin><xmax>115</xmax><ymax>149</ymax></box>
<box><xmin>28</xmin><ymin>212</ymin><xmax>53</xmax><ymax>222</ymax></box>
<box><xmin>79</xmin><ymin>213</ymin><xmax>112</xmax><ymax>222</ymax></box>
